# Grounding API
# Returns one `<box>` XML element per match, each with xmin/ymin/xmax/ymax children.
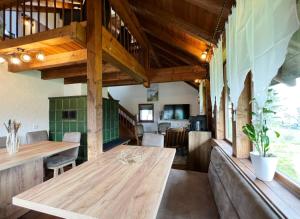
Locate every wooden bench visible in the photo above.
<box><xmin>158</xmin><ymin>146</ymin><xmax>282</xmax><ymax>219</ymax></box>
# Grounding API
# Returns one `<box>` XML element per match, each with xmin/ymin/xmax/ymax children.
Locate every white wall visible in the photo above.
<box><xmin>0</xmin><ymin>63</ymin><xmax>64</xmax><ymax>143</ymax></box>
<box><xmin>108</xmin><ymin>82</ymin><xmax>199</xmax><ymax>132</ymax></box>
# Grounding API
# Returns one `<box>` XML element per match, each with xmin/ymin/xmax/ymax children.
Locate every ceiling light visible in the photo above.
<box><xmin>200</xmin><ymin>50</ymin><xmax>208</xmax><ymax>61</ymax></box>
<box><xmin>20</xmin><ymin>53</ymin><xmax>32</xmax><ymax>63</ymax></box>
<box><xmin>0</xmin><ymin>56</ymin><xmax>6</xmax><ymax>64</ymax></box>
<box><xmin>10</xmin><ymin>55</ymin><xmax>21</xmax><ymax>65</ymax></box>
<box><xmin>36</xmin><ymin>52</ymin><xmax>45</xmax><ymax>61</ymax></box>
<box><xmin>194</xmin><ymin>79</ymin><xmax>200</xmax><ymax>83</ymax></box>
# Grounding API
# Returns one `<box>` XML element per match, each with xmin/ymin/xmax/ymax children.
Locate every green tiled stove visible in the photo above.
<box><xmin>49</xmin><ymin>96</ymin><xmax>119</xmax><ymax>162</ymax></box>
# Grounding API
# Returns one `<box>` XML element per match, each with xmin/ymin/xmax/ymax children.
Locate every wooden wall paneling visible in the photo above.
<box><xmin>87</xmin><ymin>0</ymin><xmax>103</xmax><ymax>160</ymax></box>
<box><xmin>232</xmin><ymin>73</ymin><xmax>252</xmax><ymax>158</ymax></box>
<box><xmin>0</xmin><ymin>159</ymin><xmax>43</xmax><ymax>218</ymax></box>
<box><xmin>188</xmin><ymin>131</ymin><xmax>212</xmax><ymax>172</ymax></box>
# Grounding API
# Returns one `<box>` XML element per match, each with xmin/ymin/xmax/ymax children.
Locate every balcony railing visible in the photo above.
<box><xmin>104</xmin><ymin>1</ymin><xmax>146</xmax><ymax>68</ymax></box>
<box><xmin>0</xmin><ymin>0</ymin><xmax>84</xmax><ymax>40</ymax></box>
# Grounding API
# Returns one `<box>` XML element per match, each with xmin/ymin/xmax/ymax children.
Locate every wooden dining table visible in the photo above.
<box><xmin>13</xmin><ymin>145</ymin><xmax>176</xmax><ymax>219</ymax></box>
<box><xmin>0</xmin><ymin>141</ymin><xmax>80</xmax><ymax>219</ymax></box>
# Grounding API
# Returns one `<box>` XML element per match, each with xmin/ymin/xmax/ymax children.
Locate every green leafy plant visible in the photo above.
<box><xmin>242</xmin><ymin>89</ymin><xmax>280</xmax><ymax>157</ymax></box>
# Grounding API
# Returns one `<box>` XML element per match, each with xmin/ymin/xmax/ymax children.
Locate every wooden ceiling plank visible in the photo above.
<box><xmin>130</xmin><ymin>1</ymin><xmax>214</xmax><ymax>45</ymax></box>
<box><xmin>140</xmin><ymin>18</ymin><xmax>205</xmax><ymax>61</ymax></box>
<box><xmin>183</xmin><ymin>0</ymin><xmax>231</xmax><ymax>18</ymax></box>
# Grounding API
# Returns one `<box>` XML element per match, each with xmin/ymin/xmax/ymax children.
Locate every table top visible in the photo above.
<box><xmin>13</xmin><ymin>145</ymin><xmax>176</xmax><ymax>219</ymax></box>
<box><xmin>0</xmin><ymin>141</ymin><xmax>80</xmax><ymax>171</ymax></box>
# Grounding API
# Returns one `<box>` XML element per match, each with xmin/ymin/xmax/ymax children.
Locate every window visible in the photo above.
<box><xmin>225</xmin><ymin>87</ymin><xmax>233</xmax><ymax>142</ymax></box>
<box><xmin>138</xmin><ymin>104</ymin><xmax>154</xmax><ymax>123</ymax></box>
<box><xmin>269</xmin><ymin>78</ymin><xmax>300</xmax><ymax>186</ymax></box>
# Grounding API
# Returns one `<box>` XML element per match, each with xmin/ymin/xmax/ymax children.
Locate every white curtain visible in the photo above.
<box><xmin>252</xmin><ymin>0</ymin><xmax>299</xmax><ymax>107</ymax></box>
<box><xmin>225</xmin><ymin>0</ymin><xmax>299</xmax><ymax>109</ymax></box>
<box><xmin>210</xmin><ymin>38</ymin><xmax>224</xmax><ymax>112</ymax></box>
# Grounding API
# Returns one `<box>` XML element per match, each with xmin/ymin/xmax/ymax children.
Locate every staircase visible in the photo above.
<box><xmin>108</xmin><ymin>93</ymin><xmax>137</xmax><ymax>143</ymax></box>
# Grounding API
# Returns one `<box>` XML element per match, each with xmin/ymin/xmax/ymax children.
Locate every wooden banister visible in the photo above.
<box><xmin>108</xmin><ymin>92</ymin><xmax>136</xmax><ymax>138</ymax></box>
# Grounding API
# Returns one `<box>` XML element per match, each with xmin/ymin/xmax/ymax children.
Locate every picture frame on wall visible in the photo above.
<box><xmin>147</xmin><ymin>84</ymin><xmax>159</xmax><ymax>102</ymax></box>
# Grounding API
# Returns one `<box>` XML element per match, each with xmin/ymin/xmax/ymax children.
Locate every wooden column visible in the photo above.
<box><xmin>215</xmin><ymin>89</ymin><xmax>225</xmax><ymax>139</ymax></box>
<box><xmin>232</xmin><ymin>73</ymin><xmax>252</xmax><ymax>158</ymax></box>
<box><xmin>87</xmin><ymin>0</ymin><xmax>103</xmax><ymax>160</ymax></box>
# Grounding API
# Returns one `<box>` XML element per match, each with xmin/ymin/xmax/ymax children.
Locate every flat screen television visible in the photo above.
<box><xmin>163</xmin><ymin>104</ymin><xmax>190</xmax><ymax>120</ymax></box>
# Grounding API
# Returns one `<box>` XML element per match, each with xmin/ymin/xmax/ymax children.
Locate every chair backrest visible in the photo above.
<box><xmin>60</xmin><ymin>132</ymin><xmax>81</xmax><ymax>158</ymax></box>
<box><xmin>0</xmin><ymin>137</ymin><xmax>6</xmax><ymax>148</ymax></box>
<box><xmin>165</xmin><ymin>128</ymin><xmax>187</xmax><ymax>148</ymax></box>
<box><xmin>158</xmin><ymin>122</ymin><xmax>171</xmax><ymax>134</ymax></box>
<box><xmin>135</xmin><ymin>124</ymin><xmax>144</xmax><ymax>137</ymax></box>
<box><xmin>142</xmin><ymin>133</ymin><xmax>164</xmax><ymax>147</ymax></box>
<box><xmin>26</xmin><ymin>130</ymin><xmax>48</xmax><ymax>144</ymax></box>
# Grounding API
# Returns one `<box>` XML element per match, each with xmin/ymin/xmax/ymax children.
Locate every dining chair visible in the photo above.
<box><xmin>46</xmin><ymin>132</ymin><xmax>81</xmax><ymax>177</ymax></box>
<box><xmin>0</xmin><ymin>137</ymin><xmax>6</xmax><ymax>148</ymax></box>
<box><xmin>158</xmin><ymin>122</ymin><xmax>171</xmax><ymax>135</ymax></box>
<box><xmin>135</xmin><ymin>124</ymin><xmax>144</xmax><ymax>145</ymax></box>
<box><xmin>26</xmin><ymin>130</ymin><xmax>48</xmax><ymax>144</ymax></box>
<box><xmin>142</xmin><ymin>133</ymin><xmax>164</xmax><ymax>147</ymax></box>
<box><xmin>165</xmin><ymin>128</ymin><xmax>188</xmax><ymax>155</ymax></box>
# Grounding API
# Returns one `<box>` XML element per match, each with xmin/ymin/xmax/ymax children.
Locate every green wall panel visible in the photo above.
<box><xmin>49</xmin><ymin>96</ymin><xmax>119</xmax><ymax>162</ymax></box>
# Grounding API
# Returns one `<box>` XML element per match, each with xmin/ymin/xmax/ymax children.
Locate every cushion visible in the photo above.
<box><xmin>157</xmin><ymin>169</ymin><xmax>219</xmax><ymax>219</ymax></box>
<box><xmin>208</xmin><ymin>147</ymin><xmax>280</xmax><ymax>219</ymax></box>
<box><xmin>46</xmin><ymin>155</ymin><xmax>75</xmax><ymax>168</ymax></box>
<box><xmin>142</xmin><ymin>133</ymin><xmax>164</xmax><ymax>147</ymax></box>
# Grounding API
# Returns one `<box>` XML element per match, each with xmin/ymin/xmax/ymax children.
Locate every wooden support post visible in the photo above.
<box><xmin>87</xmin><ymin>0</ymin><xmax>103</xmax><ymax>160</ymax></box>
<box><xmin>215</xmin><ymin>89</ymin><xmax>225</xmax><ymax>139</ymax></box>
<box><xmin>232</xmin><ymin>73</ymin><xmax>252</xmax><ymax>158</ymax></box>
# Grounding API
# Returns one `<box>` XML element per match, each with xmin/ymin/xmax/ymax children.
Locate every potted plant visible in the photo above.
<box><xmin>242</xmin><ymin>89</ymin><xmax>280</xmax><ymax>181</ymax></box>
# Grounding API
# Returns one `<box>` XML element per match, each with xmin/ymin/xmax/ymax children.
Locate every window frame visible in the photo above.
<box><xmin>138</xmin><ymin>103</ymin><xmax>154</xmax><ymax>123</ymax></box>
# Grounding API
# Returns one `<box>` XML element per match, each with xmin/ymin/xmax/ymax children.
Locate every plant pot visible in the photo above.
<box><xmin>250</xmin><ymin>151</ymin><xmax>278</xmax><ymax>181</ymax></box>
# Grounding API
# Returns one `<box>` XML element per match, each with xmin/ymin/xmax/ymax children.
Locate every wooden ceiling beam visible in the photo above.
<box><xmin>42</xmin><ymin>64</ymin><xmax>86</xmax><ymax>79</ymax></box>
<box><xmin>150</xmin><ymin>65</ymin><xmax>207</xmax><ymax>83</ymax></box>
<box><xmin>0</xmin><ymin>22</ymin><xmax>86</xmax><ymax>54</ymax></box>
<box><xmin>130</xmin><ymin>1</ymin><xmax>214</xmax><ymax>45</ymax></box>
<box><xmin>109</xmin><ymin>0</ymin><xmax>161</xmax><ymax>68</ymax></box>
<box><xmin>102</xmin><ymin>27</ymin><xmax>147</xmax><ymax>83</ymax></box>
<box><xmin>9</xmin><ymin>49</ymin><xmax>87</xmax><ymax>72</ymax></box>
<box><xmin>64</xmin><ymin>65</ymin><xmax>207</xmax><ymax>85</ymax></box>
<box><xmin>41</xmin><ymin>63</ymin><xmax>120</xmax><ymax>80</ymax></box>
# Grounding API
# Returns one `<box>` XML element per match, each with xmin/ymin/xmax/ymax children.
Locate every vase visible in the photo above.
<box><xmin>250</xmin><ymin>151</ymin><xmax>278</xmax><ymax>181</ymax></box>
<box><xmin>6</xmin><ymin>132</ymin><xmax>20</xmax><ymax>155</ymax></box>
